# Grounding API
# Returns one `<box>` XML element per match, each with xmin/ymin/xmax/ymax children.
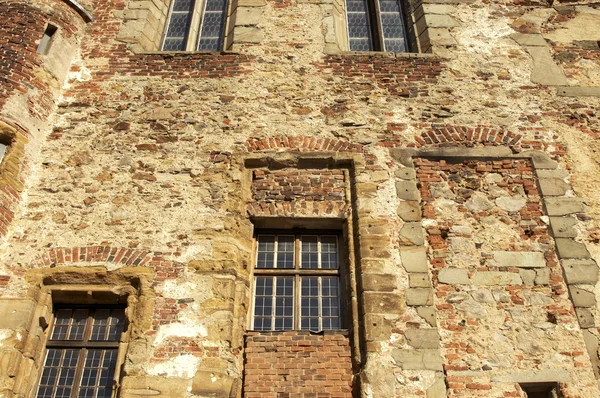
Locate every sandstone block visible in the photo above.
<box><xmin>535</xmin><ymin>268</ymin><xmax>551</xmax><ymax>285</ymax></box>
<box><xmin>416</xmin><ymin>306</ymin><xmax>437</xmax><ymax>326</ymax></box>
<box><xmin>576</xmin><ymin>308</ymin><xmax>595</xmax><ymax>328</ymax></box>
<box><xmin>0</xmin><ymin>299</ymin><xmax>34</xmax><ymax>330</ymax></box>
<box><xmin>426</xmin><ymin>28</ymin><xmax>457</xmax><ymax>46</ymax></box>
<box><xmin>399</xmin><ymin>222</ymin><xmax>425</xmax><ymax>245</ymax></box>
<box><xmin>237</xmin><ymin>0</ymin><xmax>267</xmax><ymax>6</ymax></box>
<box><xmin>557</xmin><ymin>86</ymin><xmax>600</xmax><ymax>97</ymax></box>
<box><xmin>397</xmin><ymin>201</ymin><xmax>422</xmax><ymax>221</ymax></box>
<box><xmin>405</xmin><ymin>328</ymin><xmax>440</xmax><ymax>349</ymax></box>
<box><xmin>191</xmin><ymin>370</ymin><xmax>235</xmax><ymax>397</ymax></box>
<box><xmin>234</xmin><ymin>7</ymin><xmax>263</xmax><ymax>26</ymax></box>
<box><xmin>544</xmin><ymin>198</ymin><xmax>584</xmax><ymax>216</ymax></box>
<box><xmin>471</xmin><ymin>272</ymin><xmax>522</xmax><ymax>285</ymax></box>
<box><xmin>520</xmin><ymin>269</ymin><xmax>536</xmax><ymax>285</ymax></box>
<box><xmin>570</xmin><ymin>287</ymin><xmax>596</xmax><ymax>307</ymax></box>
<box><xmin>491</xmin><ymin>369</ymin><xmax>570</xmax><ymax>383</ymax></box>
<box><xmin>363</xmin><ymin>292</ymin><xmax>405</xmax><ymax>314</ymax></box>
<box><xmin>233</xmin><ymin>27</ymin><xmax>263</xmax><ymax>43</ymax></box>
<box><xmin>394</xmin><ymin>168</ymin><xmax>416</xmax><ymax>180</ymax></box>
<box><xmin>362</xmin><ymin>273</ymin><xmax>398</xmax><ymax>292</ymax></box>
<box><xmin>525</xmin><ymin>46</ymin><xmax>567</xmax><ymax>86</ymax></box>
<box><xmin>555</xmin><ymin>238</ymin><xmax>590</xmax><ymax>259</ymax></box>
<box><xmin>491</xmin><ymin>251</ymin><xmax>546</xmax><ymax>268</ymax></box>
<box><xmin>121</xmin><ymin>375</ymin><xmax>190</xmax><ymax>396</ymax></box>
<box><xmin>438</xmin><ymin>268</ymin><xmax>471</xmax><ymax>285</ymax></box>
<box><xmin>409</xmin><ymin>273</ymin><xmax>431</xmax><ymax>288</ymax></box>
<box><xmin>396</xmin><ymin>181</ymin><xmax>421</xmax><ymax>201</ymax></box>
<box><xmin>562</xmin><ymin>259</ymin><xmax>599</xmax><ymax>285</ymax></box>
<box><xmin>392</xmin><ymin>348</ymin><xmax>443</xmax><ymax>371</ymax></box>
<box><xmin>400</xmin><ymin>246</ymin><xmax>428</xmax><ymax>273</ymax></box>
<box><xmin>364</xmin><ymin>314</ymin><xmax>393</xmax><ymax>341</ymax></box>
<box><xmin>495</xmin><ymin>196</ymin><xmax>527</xmax><ymax>212</ymax></box>
<box><xmin>510</xmin><ymin>33</ymin><xmax>547</xmax><ymax>46</ymax></box>
<box><xmin>406</xmin><ymin>288</ymin><xmax>434</xmax><ymax>306</ymax></box>
<box><xmin>549</xmin><ymin>216</ymin><xmax>577</xmax><ymax>238</ymax></box>
<box><xmin>427</xmin><ymin>376</ymin><xmax>447</xmax><ymax>398</ymax></box>
<box><xmin>538</xmin><ymin>178</ymin><xmax>570</xmax><ymax>196</ymax></box>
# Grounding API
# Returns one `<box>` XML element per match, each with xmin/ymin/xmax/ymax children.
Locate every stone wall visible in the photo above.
<box><xmin>0</xmin><ymin>0</ymin><xmax>599</xmax><ymax>397</ymax></box>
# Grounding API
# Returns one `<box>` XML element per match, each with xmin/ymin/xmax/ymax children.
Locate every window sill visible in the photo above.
<box><xmin>246</xmin><ymin>329</ymin><xmax>350</xmax><ymax>336</ymax></box>
<box><xmin>130</xmin><ymin>49</ymin><xmax>242</xmax><ymax>56</ymax></box>
<box><xmin>323</xmin><ymin>47</ymin><xmax>437</xmax><ymax>59</ymax></box>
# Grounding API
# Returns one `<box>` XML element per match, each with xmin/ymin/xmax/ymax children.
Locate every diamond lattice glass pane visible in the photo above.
<box><xmin>346</xmin><ymin>0</ymin><xmax>373</xmax><ymax>51</ymax></box>
<box><xmin>172</xmin><ymin>0</ymin><xmax>195</xmax><ymax>11</ymax></box>
<box><xmin>197</xmin><ymin>0</ymin><xmax>228</xmax><ymax>51</ymax></box>
<box><xmin>380</xmin><ymin>0</ymin><xmax>408</xmax><ymax>52</ymax></box>
<box><xmin>162</xmin><ymin>0</ymin><xmax>194</xmax><ymax>51</ymax></box>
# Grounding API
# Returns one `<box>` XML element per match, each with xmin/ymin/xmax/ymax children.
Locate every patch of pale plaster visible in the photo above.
<box><xmin>454</xmin><ymin>7</ymin><xmax>514</xmax><ymax>56</ymax></box>
<box><xmin>147</xmin><ymin>354</ymin><xmax>200</xmax><ymax>378</ymax></box>
<box><xmin>153</xmin><ymin>319</ymin><xmax>208</xmax><ymax>346</ymax></box>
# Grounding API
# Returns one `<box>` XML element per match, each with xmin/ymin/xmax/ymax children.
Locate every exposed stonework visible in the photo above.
<box><xmin>0</xmin><ymin>0</ymin><xmax>599</xmax><ymax>397</ymax></box>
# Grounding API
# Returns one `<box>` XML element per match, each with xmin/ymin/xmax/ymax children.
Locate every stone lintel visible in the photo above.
<box><xmin>491</xmin><ymin>251</ymin><xmax>546</xmax><ymax>268</ymax></box>
<box><xmin>491</xmin><ymin>369</ymin><xmax>570</xmax><ymax>383</ymax></box>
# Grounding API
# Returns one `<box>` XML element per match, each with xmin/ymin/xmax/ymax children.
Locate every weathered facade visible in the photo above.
<box><xmin>0</xmin><ymin>0</ymin><xmax>599</xmax><ymax>397</ymax></box>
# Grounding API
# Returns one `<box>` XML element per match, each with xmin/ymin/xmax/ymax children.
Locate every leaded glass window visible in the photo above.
<box><xmin>162</xmin><ymin>0</ymin><xmax>229</xmax><ymax>51</ymax></box>
<box><xmin>252</xmin><ymin>233</ymin><xmax>343</xmax><ymax>332</ymax></box>
<box><xmin>346</xmin><ymin>0</ymin><xmax>413</xmax><ymax>52</ymax></box>
<box><xmin>37</xmin><ymin>307</ymin><xmax>126</xmax><ymax>398</ymax></box>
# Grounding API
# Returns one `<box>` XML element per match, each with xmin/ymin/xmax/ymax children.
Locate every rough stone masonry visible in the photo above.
<box><xmin>0</xmin><ymin>0</ymin><xmax>599</xmax><ymax>397</ymax></box>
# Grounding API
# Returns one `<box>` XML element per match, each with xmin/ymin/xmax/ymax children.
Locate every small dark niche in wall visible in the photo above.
<box><xmin>37</xmin><ymin>24</ymin><xmax>58</xmax><ymax>54</ymax></box>
<box><xmin>520</xmin><ymin>382</ymin><xmax>562</xmax><ymax>398</ymax></box>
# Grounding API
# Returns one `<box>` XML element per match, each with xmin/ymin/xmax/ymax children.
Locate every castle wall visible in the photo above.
<box><xmin>0</xmin><ymin>0</ymin><xmax>599</xmax><ymax>397</ymax></box>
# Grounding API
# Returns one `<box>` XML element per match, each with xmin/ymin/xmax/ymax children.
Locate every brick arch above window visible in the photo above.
<box><xmin>244</xmin><ymin>136</ymin><xmax>364</xmax><ymax>153</ymax></box>
<box><xmin>415</xmin><ymin>126</ymin><xmax>523</xmax><ymax>150</ymax></box>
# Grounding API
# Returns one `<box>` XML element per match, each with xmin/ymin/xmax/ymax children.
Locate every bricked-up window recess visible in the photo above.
<box><xmin>162</xmin><ymin>0</ymin><xmax>229</xmax><ymax>51</ymax></box>
<box><xmin>252</xmin><ymin>233</ymin><xmax>343</xmax><ymax>332</ymax></box>
<box><xmin>37</xmin><ymin>24</ymin><xmax>58</xmax><ymax>54</ymax></box>
<box><xmin>520</xmin><ymin>383</ymin><xmax>562</xmax><ymax>398</ymax></box>
<box><xmin>36</xmin><ymin>307</ymin><xmax>126</xmax><ymax>398</ymax></box>
<box><xmin>346</xmin><ymin>0</ymin><xmax>417</xmax><ymax>52</ymax></box>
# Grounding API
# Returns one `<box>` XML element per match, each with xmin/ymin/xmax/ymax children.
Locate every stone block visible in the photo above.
<box><xmin>399</xmin><ymin>222</ymin><xmax>425</xmax><ymax>246</ymax></box>
<box><xmin>422</xmin><ymin>14</ymin><xmax>458</xmax><ymax>29</ymax></box>
<box><xmin>397</xmin><ymin>201</ymin><xmax>422</xmax><ymax>221</ymax></box>
<box><xmin>363</xmin><ymin>292</ymin><xmax>405</xmax><ymax>315</ymax></box>
<box><xmin>0</xmin><ymin>299</ymin><xmax>34</xmax><ymax>330</ymax></box>
<box><xmin>520</xmin><ymin>269</ymin><xmax>536</xmax><ymax>285</ymax></box>
<box><xmin>544</xmin><ymin>198</ymin><xmax>584</xmax><ymax>216</ymax></box>
<box><xmin>121</xmin><ymin>375</ymin><xmax>190</xmax><ymax>396</ymax></box>
<box><xmin>555</xmin><ymin>238</ymin><xmax>590</xmax><ymax>259</ymax></box>
<box><xmin>233</xmin><ymin>27</ymin><xmax>263</xmax><ymax>43</ymax></box>
<box><xmin>491</xmin><ymin>251</ymin><xmax>546</xmax><ymax>268</ymax></box>
<box><xmin>535</xmin><ymin>268</ymin><xmax>550</xmax><ymax>285</ymax></box>
<box><xmin>362</xmin><ymin>273</ymin><xmax>398</xmax><ymax>292</ymax></box>
<box><xmin>406</xmin><ymin>288</ymin><xmax>434</xmax><ymax>306</ymax></box>
<box><xmin>360</xmin><ymin>235</ymin><xmax>392</xmax><ymax>258</ymax></box>
<box><xmin>400</xmin><ymin>246</ymin><xmax>428</xmax><ymax>273</ymax></box>
<box><xmin>557</xmin><ymin>86</ymin><xmax>600</xmax><ymax>97</ymax></box>
<box><xmin>426</xmin><ymin>28</ymin><xmax>457</xmax><ymax>46</ymax></box>
<box><xmin>562</xmin><ymin>259</ymin><xmax>599</xmax><ymax>285</ymax></box>
<box><xmin>582</xmin><ymin>330</ymin><xmax>600</xmax><ymax>376</ymax></box>
<box><xmin>471</xmin><ymin>272</ymin><xmax>522</xmax><ymax>285</ymax></box>
<box><xmin>395</xmin><ymin>168</ymin><xmax>416</xmax><ymax>180</ymax></box>
<box><xmin>427</xmin><ymin>376</ymin><xmax>447</xmax><ymax>398</ymax></box>
<box><xmin>391</xmin><ymin>349</ymin><xmax>443</xmax><ymax>371</ymax></box>
<box><xmin>409</xmin><ymin>273</ymin><xmax>431</xmax><ymax>288</ymax></box>
<box><xmin>416</xmin><ymin>306</ymin><xmax>437</xmax><ymax>326</ymax></box>
<box><xmin>576</xmin><ymin>308</ymin><xmax>595</xmax><ymax>328</ymax></box>
<box><xmin>491</xmin><ymin>369</ymin><xmax>570</xmax><ymax>383</ymax></box>
<box><xmin>405</xmin><ymin>328</ymin><xmax>440</xmax><ymax>349</ymax></box>
<box><xmin>234</xmin><ymin>7</ymin><xmax>263</xmax><ymax>26</ymax></box>
<box><xmin>438</xmin><ymin>268</ymin><xmax>471</xmax><ymax>285</ymax></box>
<box><xmin>549</xmin><ymin>216</ymin><xmax>577</xmax><ymax>238</ymax></box>
<box><xmin>538</xmin><ymin>178</ymin><xmax>570</xmax><ymax>196</ymax></box>
<box><xmin>237</xmin><ymin>0</ymin><xmax>267</xmax><ymax>6</ymax></box>
<box><xmin>510</xmin><ymin>33</ymin><xmax>547</xmax><ymax>46</ymax></box>
<box><xmin>191</xmin><ymin>370</ymin><xmax>235</xmax><ymax>397</ymax></box>
<box><xmin>396</xmin><ymin>181</ymin><xmax>421</xmax><ymax>201</ymax></box>
<box><xmin>569</xmin><ymin>287</ymin><xmax>596</xmax><ymax>307</ymax></box>
<box><xmin>525</xmin><ymin>46</ymin><xmax>567</xmax><ymax>86</ymax></box>
<box><xmin>364</xmin><ymin>314</ymin><xmax>393</xmax><ymax>341</ymax></box>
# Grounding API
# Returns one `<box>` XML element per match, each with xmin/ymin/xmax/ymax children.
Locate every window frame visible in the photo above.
<box><xmin>345</xmin><ymin>0</ymin><xmax>418</xmax><ymax>53</ymax></box>
<box><xmin>36</xmin><ymin>304</ymin><xmax>127</xmax><ymax>398</ymax></box>
<box><xmin>161</xmin><ymin>0</ymin><xmax>231</xmax><ymax>52</ymax></box>
<box><xmin>250</xmin><ymin>229</ymin><xmax>347</xmax><ymax>332</ymax></box>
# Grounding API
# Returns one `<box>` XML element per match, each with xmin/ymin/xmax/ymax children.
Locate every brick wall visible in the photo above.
<box><xmin>244</xmin><ymin>331</ymin><xmax>353</xmax><ymax>397</ymax></box>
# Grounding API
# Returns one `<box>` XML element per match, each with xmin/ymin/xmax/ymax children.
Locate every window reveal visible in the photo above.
<box><xmin>37</xmin><ymin>307</ymin><xmax>126</xmax><ymax>398</ymax></box>
<box><xmin>252</xmin><ymin>234</ymin><xmax>343</xmax><ymax>332</ymax></box>
<box><xmin>162</xmin><ymin>0</ymin><xmax>229</xmax><ymax>51</ymax></box>
<box><xmin>346</xmin><ymin>0</ymin><xmax>414</xmax><ymax>52</ymax></box>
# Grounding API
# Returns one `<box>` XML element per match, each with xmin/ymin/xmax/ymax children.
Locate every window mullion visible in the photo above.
<box><xmin>370</xmin><ymin>0</ymin><xmax>384</xmax><ymax>50</ymax></box>
<box><xmin>71</xmin><ymin>348</ymin><xmax>86</xmax><ymax>398</ymax></box>
<box><xmin>187</xmin><ymin>0</ymin><xmax>203</xmax><ymax>51</ymax></box>
<box><xmin>295</xmin><ymin>235</ymin><xmax>301</xmax><ymax>330</ymax></box>
<box><xmin>271</xmin><ymin>277</ymin><xmax>277</xmax><ymax>331</ymax></box>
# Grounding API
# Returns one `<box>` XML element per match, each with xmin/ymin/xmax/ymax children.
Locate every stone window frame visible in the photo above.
<box><xmin>323</xmin><ymin>0</ymin><xmax>458</xmax><ymax>55</ymax></box>
<box><xmin>249</xmin><ymin>229</ymin><xmax>348</xmax><ymax>332</ymax></box>
<box><xmin>161</xmin><ymin>0</ymin><xmax>234</xmax><ymax>51</ymax></box>
<box><xmin>11</xmin><ymin>271</ymin><xmax>146</xmax><ymax>398</ymax></box>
